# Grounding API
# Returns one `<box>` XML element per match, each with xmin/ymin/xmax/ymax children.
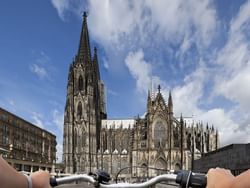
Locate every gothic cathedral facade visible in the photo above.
<box><xmin>63</xmin><ymin>13</ymin><xmax>106</xmax><ymax>173</ymax></box>
<box><xmin>63</xmin><ymin>14</ymin><xmax>219</xmax><ymax>176</ymax></box>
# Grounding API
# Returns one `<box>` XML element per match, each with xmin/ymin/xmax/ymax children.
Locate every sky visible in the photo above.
<box><xmin>1</xmin><ymin>0</ymin><xmax>250</xmax><ymax>162</ymax></box>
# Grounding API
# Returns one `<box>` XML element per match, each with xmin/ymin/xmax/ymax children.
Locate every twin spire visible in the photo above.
<box><xmin>78</xmin><ymin>12</ymin><xmax>91</xmax><ymax>62</ymax></box>
<box><xmin>76</xmin><ymin>12</ymin><xmax>100</xmax><ymax>79</ymax></box>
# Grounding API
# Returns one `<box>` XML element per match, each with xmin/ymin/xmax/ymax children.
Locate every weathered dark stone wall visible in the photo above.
<box><xmin>194</xmin><ymin>144</ymin><xmax>250</xmax><ymax>175</ymax></box>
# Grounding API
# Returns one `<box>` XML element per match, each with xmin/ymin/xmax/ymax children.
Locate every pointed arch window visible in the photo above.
<box><xmin>65</xmin><ymin>99</ymin><xmax>70</xmax><ymax>122</ymax></box>
<box><xmin>206</xmin><ymin>133</ymin><xmax>210</xmax><ymax>152</ymax></box>
<box><xmin>141</xmin><ymin>163</ymin><xmax>147</xmax><ymax>177</ymax></box>
<box><xmin>77</xmin><ymin>102</ymin><xmax>82</xmax><ymax>119</ymax></box>
<box><xmin>82</xmin><ymin>131</ymin><xmax>86</xmax><ymax>146</ymax></box>
<box><xmin>175</xmin><ymin>163</ymin><xmax>181</xmax><ymax>171</ymax></box>
<box><xmin>74</xmin><ymin>128</ymin><xmax>78</xmax><ymax>151</ymax></box>
<box><xmin>103</xmin><ymin>132</ymin><xmax>107</xmax><ymax>150</ymax></box>
<box><xmin>187</xmin><ymin>134</ymin><xmax>191</xmax><ymax>150</ymax></box>
<box><xmin>155</xmin><ymin>158</ymin><xmax>167</xmax><ymax>175</ymax></box>
<box><xmin>196</xmin><ymin>133</ymin><xmax>201</xmax><ymax>151</ymax></box>
<box><xmin>154</xmin><ymin>121</ymin><xmax>166</xmax><ymax>148</ymax></box>
<box><xmin>78</xmin><ymin>75</ymin><xmax>83</xmax><ymax>91</ymax></box>
<box><xmin>174</xmin><ymin>127</ymin><xmax>180</xmax><ymax>148</ymax></box>
<box><xmin>85</xmin><ymin>75</ymin><xmax>88</xmax><ymax>93</ymax></box>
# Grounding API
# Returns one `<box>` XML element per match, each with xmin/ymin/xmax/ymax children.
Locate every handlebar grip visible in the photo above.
<box><xmin>50</xmin><ymin>178</ymin><xmax>58</xmax><ymax>187</ymax></box>
<box><xmin>176</xmin><ymin>170</ymin><xmax>207</xmax><ymax>188</ymax></box>
<box><xmin>190</xmin><ymin>173</ymin><xmax>207</xmax><ymax>188</ymax></box>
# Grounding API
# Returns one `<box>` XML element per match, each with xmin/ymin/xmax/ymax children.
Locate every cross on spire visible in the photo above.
<box><xmin>83</xmin><ymin>11</ymin><xmax>88</xmax><ymax>19</ymax></box>
<box><xmin>158</xmin><ymin>85</ymin><xmax>161</xmax><ymax>93</ymax></box>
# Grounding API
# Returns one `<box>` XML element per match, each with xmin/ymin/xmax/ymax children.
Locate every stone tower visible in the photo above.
<box><xmin>63</xmin><ymin>12</ymin><xmax>106</xmax><ymax>174</ymax></box>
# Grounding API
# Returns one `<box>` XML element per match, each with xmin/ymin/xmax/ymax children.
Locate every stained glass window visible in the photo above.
<box><xmin>154</xmin><ymin>121</ymin><xmax>166</xmax><ymax>147</ymax></box>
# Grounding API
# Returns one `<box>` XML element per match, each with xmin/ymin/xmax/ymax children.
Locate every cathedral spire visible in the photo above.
<box><xmin>180</xmin><ymin>113</ymin><xmax>184</xmax><ymax>169</ymax></box>
<box><xmin>77</xmin><ymin>12</ymin><xmax>91</xmax><ymax>63</ymax></box>
<box><xmin>158</xmin><ymin>85</ymin><xmax>161</xmax><ymax>93</ymax></box>
<box><xmin>147</xmin><ymin>89</ymin><xmax>151</xmax><ymax>110</ymax></box>
<box><xmin>93</xmin><ymin>47</ymin><xmax>100</xmax><ymax>80</ymax></box>
<box><xmin>180</xmin><ymin>113</ymin><xmax>184</xmax><ymax>125</ymax></box>
<box><xmin>168</xmin><ymin>91</ymin><xmax>173</xmax><ymax>113</ymax></box>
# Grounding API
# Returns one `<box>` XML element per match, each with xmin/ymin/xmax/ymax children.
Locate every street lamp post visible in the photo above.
<box><xmin>9</xmin><ymin>144</ymin><xmax>13</xmax><ymax>158</ymax></box>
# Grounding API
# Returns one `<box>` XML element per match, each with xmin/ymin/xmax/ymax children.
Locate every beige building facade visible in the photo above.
<box><xmin>0</xmin><ymin>107</ymin><xmax>57</xmax><ymax>172</ymax></box>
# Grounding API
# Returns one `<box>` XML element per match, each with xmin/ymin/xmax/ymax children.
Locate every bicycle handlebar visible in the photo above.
<box><xmin>50</xmin><ymin>174</ymin><xmax>97</xmax><ymax>187</ymax></box>
<box><xmin>176</xmin><ymin>170</ymin><xmax>207</xmax><ymax>188</ymax></box>
<box><xmin>50</xmin><ymin>170</ymin><xmax>207</xmax><ymax>188</ymax></box>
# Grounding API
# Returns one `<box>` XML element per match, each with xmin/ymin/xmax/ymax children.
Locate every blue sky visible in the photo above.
<box><xmin>1</xmin><ymin>0</ymin><xmax>250</xmax><ymax>161</ymax></box>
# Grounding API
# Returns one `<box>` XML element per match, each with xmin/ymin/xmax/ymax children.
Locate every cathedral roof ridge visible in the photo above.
<box><xmin>102</xmin><ymin>117</ymin><xmax>136</xmax><ymax>120</ymax></box>
<box><xmin>101</xmin><ymin>119</ymin><xmax>135</xmax><ymax>129</ymax></box>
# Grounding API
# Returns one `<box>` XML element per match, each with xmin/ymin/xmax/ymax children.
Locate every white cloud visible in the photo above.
<box><xmin>214</xmin><ymin>1</ymin><xmax>250</xmax><ymax>110</ymax></box>
<box><xmin>36</xmin><ymin>51</ymin><xmax>50</xmax><ymax>64</ymax></box>
<box><xmin>216</xmin><ymin>31</ymin><xmax>249</xmax><ymax>74</ymax></box>
<box><xmin>170</xmin><ymin>57</ymin><xmax>250</xmax><ymax>147</ymax></box>
<box><xmin>8</xmin><ymin>100</ymin><xmax>15</xmax><ymax>106</ymax></box>
<box><xmin>51</xmin><ymin>0</ymin><xmax>70</xmax><ymax>21</ymax></box>
<box><xmin>125</xmin><ymin>50</ymin><xmax>151</xmax><ymax>93</ymax></box>
<box><xmin>30</xmin><ymin>64</ymin><xmax>48</xmax><ymax>79</ymax></box>
<box><xmin>230</xmin><ymin>1</ymin><xmax>250</xmax><ymax>34</ymax></box>
<box><xmin>123</xmin><ymin>48</ymin><xmax>249</xmax><ymax>148</ymax></box>
<box><xmin>198</xmin><ymin>1</ymin><xmax>250</xmax><ymax>147</ymax></box>
<box><xmin>31</xmin><ymin>112</ymin><xmax>44</xmax><ymax>128</ymax></box>
<box><xmin>107</xmin><ymin>89</ymin><xmax>118</xmax><ymax>96</ymax></box>
<box><xmin>172</xmin><ymin>65</ymin><xmax>250</xmax><ymax>147</ymax></box>
<box><xmin>179</xmin><ymin>34</ymin><xmax>193</xmax><ymax>56</ymax></box>
<box><xmin>172</xmin><ymin>64</ymin><xmax>207</xmax><ymax>116</ymax></box>
<box><xmin>29</xmin><ymin>51</ymin><xmax>53</xmax><ymax>80</ymax></box>
<box><xmin>147</xmin><ymin>0</ymin><xmax>217</xmax><ymax>46</ymax></box>
<box><xmin>215</xmin><ymin>66</ymin><xmax>250</xmax><ymax>110</ymax></box>
<box><xmin>86</xmin><ymin>0</ymin><xmax>217</xmax><ymax>51</ymax></box>
<box><xmin>51</xmin><ymin>0</ymin><xmax>85</xmax><ymax>21</ymax></box>
<box><xmin>125</xmin><ymin>49</ymin><xmax>165</xmax><ymax>94</ymax></box>
<box><xmin>200</xmin><ymin>108</ymin><xmax>250</xmax><ymax>146</ymax></box>
<box><xmin>88</xmin><ymin>0</ymin><xmax>143</xmax><ymax>45</ymax></box>
<box><xmin>52</xmin><ymin>109</ymin><xmax>64</xmax><ymax>131</ymax></box>
<box><xmin>56</xmin><ymin>143</ymin><xmax>63</xmax><ymax>162</ymax></box>
<box><xmin>103</xmin><ymin>58</ymin><xmax>109</xmax><ymax>70</ymax></box>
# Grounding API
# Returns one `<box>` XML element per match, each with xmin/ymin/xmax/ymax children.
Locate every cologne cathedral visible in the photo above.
<box><xmin>63</xmin><ymin>13</ymin><xmax>219</xmax><ymax>177</ymax></box>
